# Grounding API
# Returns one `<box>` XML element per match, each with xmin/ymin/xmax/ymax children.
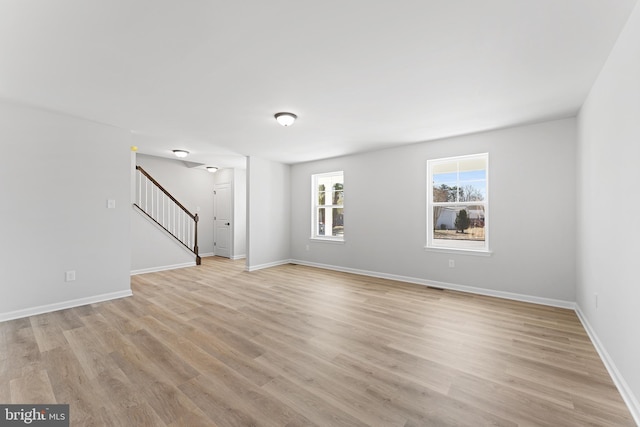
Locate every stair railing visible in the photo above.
<box><xmin>134</xmin><ymin>165</ymin><xmax>201</xmax><ymax>265</ymax></box>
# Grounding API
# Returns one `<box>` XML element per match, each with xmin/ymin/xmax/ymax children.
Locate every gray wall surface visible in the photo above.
<box><xmin>131</xmin><ymin>207</ymin><xmax>195</xmax><ymax>273</ymax></box>
<box><xmin>247</xmin><ymin>156</ymin><xmax>291</xmax><ymax>270</ymax></box>
<box><xmin>0</xmin><ymin>100</ymin><xmax>132</xmax><ymax>318</ymax></box>
<box><xmin>290</xmin><ymin>119</ymin><xmax>577</xmax><ymax>303</ymax></box>
<box><xmin>132</xmin><ymin>156</ymin><xmax>247</xmax><ymax>269</ymax></box>
<box><xmin>577</xmin><ymin>0</ymin><xmax>640</xmax><ymax>418</ymax></box>
<box><xmin>233</xmin><ymin>168</ymin><xmax>247</xmax><ymax>259</ymax></box>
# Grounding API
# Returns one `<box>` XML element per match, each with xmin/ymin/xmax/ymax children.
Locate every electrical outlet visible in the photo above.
<box><xmin>448</xmin><ymin>259</ymin><xmax>455</xmax><ymax>268</ymax></box>
<box><xmin>65</xmin><ymin>270</ymin><xmax>76</xmax><ymax>282</ymax></box>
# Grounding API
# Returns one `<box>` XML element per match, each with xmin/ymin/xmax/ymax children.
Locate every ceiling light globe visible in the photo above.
<box><xmin>173</xmin><ymin>150</ymin><xmax>189</xmax><ymax>158</ymax></box>
<box><xmin>275</xmin><ymin>112</ymin><xmax>297</xmax><ymax>127</ymax></box>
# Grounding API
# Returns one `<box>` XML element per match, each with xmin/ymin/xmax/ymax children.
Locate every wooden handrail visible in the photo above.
<box><xmin>136</xmin><ymin>165</ymin><xmax>197</xmax><ymax>221</ymax></box>
<box><xmin>134</xmin><ymin>165</ymin><xmax>201</xmax><ymax>265</ymax></box>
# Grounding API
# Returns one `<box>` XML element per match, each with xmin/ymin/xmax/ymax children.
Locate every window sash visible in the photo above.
<box><xmin>427</xmin><ymin>154</ymin><xmax>488</xmax><ymax>251</ymax></box>
<box><xmin>312</xmin><ymin>171</ymin><xmax>344</xmax><ymax>240</ymax></box>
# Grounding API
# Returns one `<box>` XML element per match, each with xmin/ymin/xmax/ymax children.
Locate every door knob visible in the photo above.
<box><xmin>225</xmin><ymin>222</ymin><xmax>230</xmax><ymax>226</ymax></box>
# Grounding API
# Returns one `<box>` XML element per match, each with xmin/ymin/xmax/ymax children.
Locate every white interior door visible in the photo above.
<box><xmin>214</xmin><ymin>183</ymin><xmax>232</xmax><ymax>258</ymax></box>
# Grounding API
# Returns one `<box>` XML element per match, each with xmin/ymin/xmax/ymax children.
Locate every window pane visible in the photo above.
<box><xmin>433</xmin><ymin>205</ymin><xmax>485</xmax><ymax>243</ymax></box>
<box><xmin>433</xmin><ymin>184</ymin><xmax>460</xmax><ymax>202</ymax></box>
<box><xmin>459</xmin><ymin>170</ymin><xmax>486</xmax><ymax>181</ymax></box>
<box><xmin>312</xmin><ymin>171</ymin><xmax>344</xmax><ymax>240</ymax></box>
<box><xmin>428</xmin><ymin>154</ymin><xmax>487</xmax><ymax>251</ymax></box>
<box><xmin>333</xmin><ymin>190</ymin><xmax>344</xmax><ymax>205</ymax></box>
<box><xmin>332</xmin><ymin>208</ymin><xmax>344</xmax><ymax>236</ymax></box>
<box><xmin>432</xmin><ymin>163</ymin><xmax>457</xmax><ymax>175</ymax></box>
<box><xmin>433</xmin><ymin>186</ymin><xmax>447</xmax><ymax>203</ymax></box>
<box><xmin>433</xmin><ymin>161</ymin><xmax>487</xmax><ymax>202</ymax></box>
<box><xmin>318</xmin><ymin>177</ymin><xmax>332</xmax><ymax>191</ymax></box>
<box><xmin>458</xmin><ymin>182</ymin><xmax>486</xmax><ymax>201</ymax></box>
<box><xmin>317</xmin><ymin>208</ymin><xmax>327</xmax><ymax>236</ymax></box>
<box><xmin>433</xmin><ymin>172</ymin><xmax>457</xmax><ymax>185</ymax></box>
<box><xmin>458</xmin><ymin>157</ymin><xmax>486</xmax><ymax>173</ymax></box>
<box><xmin>318</xmin><ymin>191</ymin><xmax>326</xmax><ymax>205</ymax></box>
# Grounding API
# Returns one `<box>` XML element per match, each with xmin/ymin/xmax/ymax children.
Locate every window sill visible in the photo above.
<box><xmin>423</xmin><ymin>246</ymin><xmax>492</xmax><ymax>256</ymax></box>
<box><xmin>310</xmin><ymin>237</ymin><xmax>345</xmax><ymax>244</ymax></box>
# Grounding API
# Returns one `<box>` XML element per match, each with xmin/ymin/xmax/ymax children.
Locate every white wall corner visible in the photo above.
<box><xmin>575</xmin><ymin>305</ymin><xmax>640</xmax><ymax>425</ymax></box>
<box><xmin>245</xmin><ymin>259</ymin><xmax>293</xmax><ymax>272</ymax></box>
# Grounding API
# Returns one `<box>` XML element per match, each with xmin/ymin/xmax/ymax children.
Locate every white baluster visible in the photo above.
<box><xmin>144</xmin><ymin>176</ymin><xmax>148</xmax><ymax>213</ymax></box>
<box><xmin>137</xmin><ymin>171</ymin><xmax>142</xmax><ymax>206</ymax></box>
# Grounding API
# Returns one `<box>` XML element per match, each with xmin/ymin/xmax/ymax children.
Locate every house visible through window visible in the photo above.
<box><xmin>427</xmin><ymin>153</ymin><xmax>488</xmax><ymax>251</ymax></box>
<box><xmin>312</xmin><ymin>171</ymin><xmax>344</xmax><ymax>240</ymax></box>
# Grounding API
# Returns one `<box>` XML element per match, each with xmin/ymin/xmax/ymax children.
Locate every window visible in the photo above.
<box><xmin>427</xmin><ymin>153</ymin><xmax>488</xmax><ymax>252</ymax></box>
<box><xmin>312</xmin><ymin>171</ymin><xmax>344</xmax><ymax>240</ymax></box>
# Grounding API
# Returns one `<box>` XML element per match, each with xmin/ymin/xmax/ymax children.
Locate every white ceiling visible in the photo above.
<box><xmin>1</xmin><ymin>0</ymin><xmax>637</xmax><ymax>169</ymax></box>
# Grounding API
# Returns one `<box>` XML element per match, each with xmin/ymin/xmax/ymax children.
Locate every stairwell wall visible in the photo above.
<box><xmin>131</xmin><ymin>154</ymin><xmax>216</xmax><ymax>272</ymax></box>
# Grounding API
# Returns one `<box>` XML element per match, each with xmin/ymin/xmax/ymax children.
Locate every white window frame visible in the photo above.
<box><xmin>426</xmin><ymin>153</ymin><xmax>490</xmax><ymax>254</ymax></box>
<box><xmin>311</xmin><ymin>171</ymin><xmax>344</xmax><ymax>241</ymax></box>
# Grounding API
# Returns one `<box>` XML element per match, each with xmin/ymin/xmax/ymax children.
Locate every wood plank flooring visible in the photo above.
<box><xmin>0</xmin><ymin>256</ymin><xmax>634</xmax><ymax>426</ymax></box>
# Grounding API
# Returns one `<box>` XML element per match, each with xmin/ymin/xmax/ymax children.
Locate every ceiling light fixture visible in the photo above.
<box><xmin>206</xmin><ymin>166</ymin><xmax>219</xmax><ymax>173</ymax></box>
<box><xmin>274</xmin><ymin>112</ymin><xmax>297</xmax><ymax>127</ymax></box>
<box><xmin>172</xmin><ymin>149</ymin><xmax>189</xmax><ymax>158</ymax></box>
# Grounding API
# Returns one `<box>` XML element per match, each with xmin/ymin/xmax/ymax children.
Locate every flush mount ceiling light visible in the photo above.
<box><xmin>274</xmin><ymin>112</ymin><xmax>297</xmax><ymax>127</ymax></box>
<box><xmin>172</xmin><ymin>149</ymin><xmax>189</xmax><ymax>158</ymax></box>
<box><xmin>206</xmin><ymin>166</ymin><xmax>219</xmax><ymax>173</ymax></box>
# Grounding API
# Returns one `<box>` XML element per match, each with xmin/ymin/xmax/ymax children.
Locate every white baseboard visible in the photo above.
<box><xmin>207</xmin><ymin>254</ymin><xmax>246</xmax><ymax>260</ymax></box>
<box><xmin>0</xmin><ymin>290</ymin><xmax>133</xmax><ymax>323</ymax></box>
<box><xmin>575</xmin><ymin>305</ymin><xmax>640</xmax><ymax>425</ymax></box>
<box><xmin>200</xmin><ymin>253</ymin><xmax>245</xmax><ymax>260</ymax></box>
<box><xmin>290</xmin><ymin>259</ymin><xmax>575</xmax><ymax>309</ymax></box>
<box><xmin>131</xmin><ymin>262</ymin><xmax>196</xmax><ymax>276</ymax></box>
<box><xmin>246</xmin><ymin>259</ymin><xmax>291</xmax><ymax>272</ymax></box>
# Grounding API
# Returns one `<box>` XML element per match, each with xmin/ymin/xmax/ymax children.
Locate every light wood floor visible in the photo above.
<box><xmin>0</xmin><ymin>257</ymin><xmax>634</xmax><ymax>426</ymax></box>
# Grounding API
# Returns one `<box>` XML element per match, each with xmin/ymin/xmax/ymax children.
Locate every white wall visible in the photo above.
<box><xmin>130</xmin><ymin>209</ymin><xmax>196</xmax><ymax>274</ymax></box>
<box><xmin>0</xmin><ymin>100</ymin><xmax>132</xmax><ymax>320</ymax></box>
<box><xmin>576</xmin><ymin>0</ymin><xmax>640</xmax><ymax>420</ymax></box>
<box><xmin>233</xmin><ymin>168</ymin><xmax>247</xmax><ymax>259</ymax></box>
<box><xmin>132</xmin><ymin>154</ymin><xmax>215</xmax><ymax>272</ymax></box>
<box><xmin>290</xmin><ymin>119</ymin><xmax>577</xmax><ymax>304</ymax></box>
<box><xmin>246</xmin><ymin>157</ymin><xmax>290</xmax><ymax>270</ymax></box>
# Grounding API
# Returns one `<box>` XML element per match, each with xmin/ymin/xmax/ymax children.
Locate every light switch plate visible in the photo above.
<box><xmin>107</xmin><ymin>199</ymin><xmax>116</xmax><ymax>209</ymax></box>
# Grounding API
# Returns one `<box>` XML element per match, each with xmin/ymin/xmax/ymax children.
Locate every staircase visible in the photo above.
<box><xmin>133</xmin><ymin>165</ymin><xmax>201</xmax><ymax>265</ymax></box>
